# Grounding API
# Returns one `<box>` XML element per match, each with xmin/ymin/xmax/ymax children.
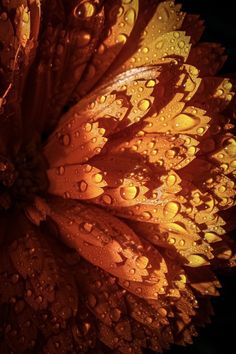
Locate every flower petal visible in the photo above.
<box><xmin>44</xmin><ymin>197</ymin><xmax>168</xmax><ymax>296</ymax></box>
<box><xmin>74</xmin><ymin>0</ymin><xmax>139</xmax><ymax>97</ymax></box>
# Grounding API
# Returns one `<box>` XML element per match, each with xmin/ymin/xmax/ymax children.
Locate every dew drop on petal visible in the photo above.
<box><xmin>58</xmin><ymin>166</ymin><xmax>65</xmax><ymax>175</ymax></box>
<box><xmin>120</xmin><ymin>186</ymin><xmax>139</xmax><ymax>200</ymax></box>
<box><xmin>102</xmin><ymin>194</ymin><xmax>113</xmax><ymax>205</ymax></box>
<box><xmin>77</xmin><ymin>31</ymin><xmax>91</xmax><ymax>47</ymax></box>
<box><xmin>88</xmin><ymin>293</ymin><xmax>97</xmax><ymax>308</ymax></box>
<box><xmin>124</xmin><ymin>8</ymin><xmax>136</xmax><ymax>26</ymax></box>
<box><xmin>168</xmin><ymin>237</ymin><xmax>176</xmax><ymax>245</ymax></box>
<box><xmin>163</xmin><ymin>202</ymin><xmax>180</xmax><ymax>219</ymax></box>
<box><xmin>78</xmin><ymin>180</ymin><xmax>88</xmax><ymax>192</ymax></box>
<box><xmin>136</xmin><ymin>256</ymin><xmax>149</xmax><ymax>269</ymax></box>
<box><xmin>80</xmin><ymin>222</ymin><xmax>93</xmax><ymax>233</ymax></box>
<box><xmin>142</xmin><ymin>211</ymin><xmax>152</xmax><ymax>220</ymax></box>
<box><xmin>146</xmin><ymin>79</ymin><xmax>156</xmax><ymax>88</ymax></box>
<box><xmin>92</xmin><ymin>173</ymin><xmax>103</xmax><ymax>183</ymax></box>
<box><xmin>117</xmin><ymin>33</ymin><xmax>128</xmax><ymax>44</ymax></box>
<box><xmin>61</xmin><ymin>134</ymin><xmax>71</xmax><ymax>146</ymax></box>
<box><xmin>138</xmin><ymin>99</ymin><xmax>151</xmax><ymax>111</ymax></box>
<box><xmin>166</xmin><ymin>174</ymin><xmax>177</xmax><ymax>187</ymax></box>
<box><xmin>173</xmin><ymin>114</ymin><xmax>200</xmax><ymax>132</ymax></box>
<box><xmin>74</xmin><ymin>1</ymin><xmax>96</xmax><ymax>19</ymax></box>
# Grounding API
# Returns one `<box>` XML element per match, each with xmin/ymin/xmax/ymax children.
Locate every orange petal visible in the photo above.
<box><xmin>74</xmin><ymin>0</ymin><xmax>139</xmax><ymax>97</ymax></box>
<box><xmin>46</xmin><ymin>197</ymin><xmax>168</xmax><ymax>289</ymax></box>
<box><xmin>47</xmin><ymin>163</ymin><xmax>107</xmax><ymax>199</ymax></box>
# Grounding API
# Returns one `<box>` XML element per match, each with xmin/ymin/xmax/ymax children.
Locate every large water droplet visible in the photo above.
<box><xmin>117</xmin><ymin>33</ymin><xmax>127</xmax><ymax>44</ymax></box>
<box><xmin>124</xmin><ymin>8</ymin><xmax>136</xmax><ymax>26</ymax></box>
<box><xmin>164</xmin><ymin>202</ymin><xmax>180</xmax><ymax>219</ymax></box>
<box><xmin>138</xmin><ymin>99</ymin><xmax>151</xmax><ymax>111</ymax></box>
<box><xmin>77</xmin><ymin>31</ymin><xmax>91</xmax><ymax>47</ymax></box>
<box><xmin>92</xmin><ymin>173</ymin><xmax>103</xmax><ymax>183</ymax></box>
<box><xmin>173</xmin><ymin>114</ymin><xmax>200</xmax><ymax>132</ymax></box>
<box><xmin>136</xmin><ymin>256</ymin><xmax>149</xmax><ymax>269</ymax></box>
<box><xmin>120</xmin><ymin>186</ymin><xmax>139</xmax><ymax>200</ymax></box>
<box><xmin>74</xmin><ymin>2</ymin><xmax>96</xmax><ymax>18</ymax></box>
<box><xmin>146</xmin><ymin>79</ymin><xmax>156</xmax><ymax>88</ymax></box>
<box><xmin>166</xmin><ymin>174</ymin><xmax>177</xmax><ymax>187</ymax></box>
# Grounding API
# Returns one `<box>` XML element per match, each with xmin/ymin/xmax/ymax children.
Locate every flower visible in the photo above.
<box><xmin>0</xmin><ymin>0</ymin><xmax>235</xmax><ymax>353</ymax></box>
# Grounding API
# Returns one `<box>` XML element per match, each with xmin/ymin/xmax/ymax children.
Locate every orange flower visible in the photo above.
<box><xmin>0</xmin><ymin>1</ymin><xmax>235</xmax><ymax>353</ymax></box>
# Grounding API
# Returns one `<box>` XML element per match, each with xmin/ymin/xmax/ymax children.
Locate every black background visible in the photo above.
<box><xmin>146</xmin><ymin>1</ymin><xmax>236</xmax><ymax>353</ymax></box>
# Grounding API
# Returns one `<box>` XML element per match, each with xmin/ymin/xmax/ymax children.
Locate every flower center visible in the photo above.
<box><xmin>0</xmin><ymin>143</ymin><xmax>48</xmax><ymax>210</ymax></box>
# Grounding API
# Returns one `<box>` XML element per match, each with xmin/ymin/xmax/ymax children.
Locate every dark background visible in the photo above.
<box><xmin>146</xmin><ymin>1</ymin><xmax>236</xmax><ymax>353</ymax></box>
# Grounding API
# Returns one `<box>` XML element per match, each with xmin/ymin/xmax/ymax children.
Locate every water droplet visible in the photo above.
<box><xmin>102</xmin><ymin>194</ymin><xmax>112</xmax><ymax>205</ymax></box>
<box><xmin>60</xmin><ymin>134</ymin><xmax>71</xmax><ymax>146</ymax></box>
<box><xmin>165</xmin><ymin>149</ymin><xmax>177</xmax><ymax>158</ymax></box>
<box><xmin>173</xmin><ymin>114</ymin><xmax>200</xmax><ymax>132</ymax></box>
<box><xmin>80</xmin><ymin>222</ymin><xmax>93</xmax><ymax>233</ymax></box>
<box><xmin>136</xmin><ymin>256</ymin><xmax>149</xmax><ymax>269</ymax></box>
<box><xmin>166</xmin><ymin>174</ymin><xmax>177</xmax><ymax>187</ymax></box>
<box><xmin>187</xmin><ymin>146</ymin><xmax>196</xmax><ymax>156</ymax></box>
<box><xmin>173</xmin><ymin>31</ymin><xmax>180</xmax><ymax>39</ymax></box>
<box><xmin>189</xmin><ymin>66</ymin><xmax>199</xmax><ymax>76</ymax></box>
<box><xmin>84</xmin><ymin>164</ymin><xmax>93</xmax><ymax>173</ymax></box>
<box><xmin>26</xmin><ymin>289</ymin><xmax>32</xmax><ymax>297</ymax></box>
<box><xmin>120</xmin><ymin>185</ymin><xmax>139</xmax><ymax>200</ymax></box>
<box><xmin>98</xmin><ymin>43</ymin><xmax>106</xmax><ymax>55</ymax></box>
<box><xmin>125</xmin><ymin>8</ymin><xmax>136</xmax><ymax>26</ymax></box>
<box><xmin>11</xmin><ymin>274</ymin><xmax>19</xmax><ymax>284</ymax></box>
<box><xmin>142</xmin><ymin>211</ymin><xmax>152</xmax><ymax>220</ymax></box>
<box><xmin>36</xmin><ymin>296</ymin><xmax>43</xmax><ymax>303</ymax></box>
<box><xmin>58</xmin><ymin>166</ymin><xmax>65</xmax><ymax>175</ymax></box>
<box><xmin>216</xmin><ymin>89</ymin><xmax>224</xmax><ymax>96</ymax></box>
<box><xmin>179</xmin><ymin>239</ymin><xmax>185</xmax><ymax>247</ymax></box>
<box><xmin>98</xmin><ymin>95</ymin><xmax>106</xmax><ymax>104</ymax></box>
<box><xmin>156</xmin><ymin>40</ymin><xmax>164</xmax><ymax>49</ymax></box>
<box><xmin>168</xmin><ymin>237</ymin><xmax>176</xmax><ymax>245</ymax></box>
<box><xmin>218</xmin><ymin>185</ymin><xmax>226</xmax><ymax>193</ymax></box>
<box><xmin>138</xmin><ymin>99</ymin><xmax>151</xmax><ymax>111</ymax></box>
<box><xmin>88</xmin><ymin>293</ymin><xmax>97</xmax><ymax>308</ymax></box>
<box><xmin>117</xmin><ymin>33</ymin><xmax>127</xmax><ymax>44</ymax></box>
<box><xmin>77</xmin><ymin>31</ymin><xmax>91</xmax><ymax>47</ymax></box>
<box><xmin>164</xmin><ymin>202</ymin><xmax>180</xmax><ymax>219</ymax></box>
<box><xmin>78</xmin><ymin>180</ymin><xmax>88</xmax><ymax>192</ymax></box>
<box><xmin>92</xmin><ymin>173</ymin><xmax>103</xmax><ymax>183</ymax></box>
<box><xmin>84</xmin><ymin>122</ymin><xmax>92</xmax><ymax>132</ymax></box>
<box><xmin>142</xmin><ymin>47</ymin><xmax>149</xmax><ymax>53</ymax></box>
<box><xmin>74</xmin><ymin>2</ymin><xmax>96</xmax><ymax>18</ymax></box>
<box><xmin>110</xmin><ymin>308</ymin><xmax>121</xmax><ymax>321</ymax></box>
<box><xmin>146</xmin><ymin>79</ymin><xmax>156</xmax><ymax>88</ymax></box>
<box><xmin>178</xmin><ymin>40</ymin><xmax>185</xmax><ymax>49</ymax></box>
<box><xmin>158</xmin><ymin>307</ymin><xmax>167</xmax><ymax>317</ymax></box>
<box><xmin>197</xmin><ymin>127</ymin><xmax>205</xmax><ymax>135</ymax></box>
